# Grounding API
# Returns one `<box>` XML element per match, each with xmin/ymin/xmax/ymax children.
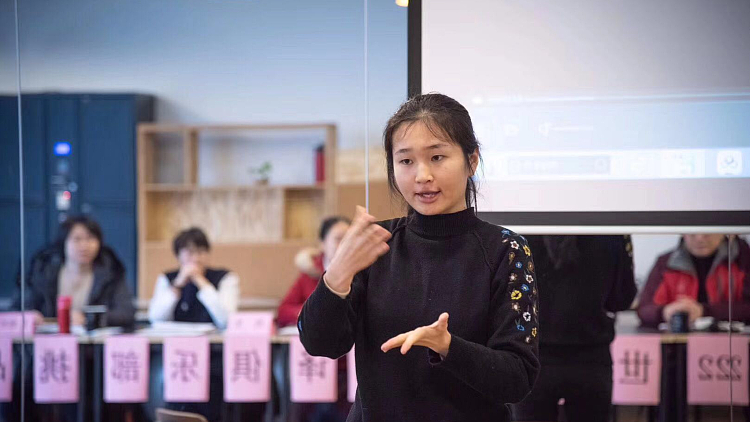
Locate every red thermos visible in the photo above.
<box><xmin>57</xmin><ymin>295</ymin><xmax>71</xmax><ymax>334</ymax></box>
<box><xmin>315</xmin><ymin>145</ymin><xmax>325</xmax><ymax>183</ymax></box>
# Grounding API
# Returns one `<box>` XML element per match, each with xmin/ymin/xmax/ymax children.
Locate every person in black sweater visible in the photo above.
<box><xmin>511</xmin><ymin>235</ymin><xmax>637</xmax><ymax>422</ymax></box>
<box><xmin>298</xmin><ymin>94</ymin><xmax>539</xmax><ymax>421</ymax></box>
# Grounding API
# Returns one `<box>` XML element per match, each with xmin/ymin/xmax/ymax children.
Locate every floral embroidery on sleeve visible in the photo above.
<box><xmin>502</xmin><ymin>230</ymin><xmax>538</xmax><ymax>345</ymax></box>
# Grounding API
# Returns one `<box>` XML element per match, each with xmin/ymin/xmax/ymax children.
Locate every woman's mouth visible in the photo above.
<box><xmin>416</xmin><ymin>191</ymin><xmax>440</xmax><ymax>203</ymax></box>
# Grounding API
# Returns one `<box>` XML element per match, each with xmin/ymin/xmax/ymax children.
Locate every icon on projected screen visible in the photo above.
<box><xmin>503</xmin><ymin>124</ymin><xmax>520</xmax><ymax>137</ymax></box>
<box><xmin>538</xmin><ymin>122</ymin><xmax>552</xmax><ymax>137</ymax></box>
<box><xmin>717</xmin><ymin>150</ymin><xmax>742</xmax><ymax>176</ymax></box>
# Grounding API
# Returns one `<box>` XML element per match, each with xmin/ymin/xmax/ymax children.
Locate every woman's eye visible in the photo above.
<box><xmin>399</xmin><ymin>159</ymin><xmax>412</xmax><ymax>165</ymax></box>
<box><xmin>432</xmin><ymin>155</ymin><xmax>444</xmax><ymax>162</ymax></box>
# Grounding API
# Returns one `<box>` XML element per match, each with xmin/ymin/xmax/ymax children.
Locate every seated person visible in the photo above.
<box><xmin>277</xmin><ymin>216</ymin><xmax>350</xmax><ymax>327</ymax></box>
<box><xmin>638</xmin><ymin>234</ymin><xmax>750</xmax><ymax>327</ymax></box>
<box><xmin>149</xmin><ymin>227</ymin><xmax>238</xmax><ymax>329</ymax></box>
<box><xmin>14</xmin><ymin>215</ymin><xmax>135</xmax><ymax>328</ymax></box>
<box><xmin>276</xmin><ymin>215</ymin><xmax>351</xmax><ymax>422</ymax></box>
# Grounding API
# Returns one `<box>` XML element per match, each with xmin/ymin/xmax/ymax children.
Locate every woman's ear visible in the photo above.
<box><xmin>469</xmin><ymin>149</ymin><xmax>479</xmax><ymax>176</ymax></box>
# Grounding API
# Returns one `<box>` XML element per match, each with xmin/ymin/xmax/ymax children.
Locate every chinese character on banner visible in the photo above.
<box><xmin>104</xmin><ymin>336</ymin><xmax>149</xmax><ymax>403</ymax></box>
<box><xmin>226</xmin><ymin>312</ymin><xmax>275</xmax><ymax>337</ymax></box>
<box><xmin>347</xmin><ymin>347</ymin><xmax>357</xmax><ymax>403</ymax></box>
<box><xmin>232</xmin><ymin>350</ymin><xmax>260</xmax><ymax>382</ymax></box>
<box><xmin>0</xmin><ymin>312</ymin><xmax>35</xmax><ymax>339</ymax></box>
<box><xmin>0</xmin><ymin>336</ymin><xmax>12</xmax><ymax>402</ymax></box>
<box><xmin>163</xmin><ymin>337</ymin><xmax>209</xmax><ymax>403</ymax></box>
<box><xmin>172</xmin><ymin>351</ymin><xmax>199</xmax><ymax>382</ymax></box>
<box><xmin>223</xmin><ymin>335</ymin><xmax>271</xmax><ymax>402</ymax></box>
<box><xmin>688</xmin><ymin>334</ymin><xmax>749</xmax><ymax>405</ymax></box>
<box><xmin>34</xmin><ymin>335</ymin><xmax>79</xmax><ymax>403</ymax></box>
<box><xmin>611</xmin><ymin>335</ymin><xmax>661</xmax><ymax>405</ymax></box>
<box><xmin>289</xmin><ymin>336</ymin><xmax>337</xmax><ymax>403</ymax></box>
<box><xmin>0</xmin><ymin>314</ymin><xmax>20</xmax><ymax>336</ymax></box>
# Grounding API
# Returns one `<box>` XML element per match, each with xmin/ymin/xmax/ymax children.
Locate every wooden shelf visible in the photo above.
<box><xmin>143</xmin><ymin>239</ymin><xmax>316</xmax><ymax>249</ymax></box>
<box><xmin>143</xmin><ymin>183</ymin><xmax>325</xmax><ymax>193</ymax></box>
<box><xmin>139</xmin><ymin>123</ymin><xmax>336</xmax><ymax>133</ymax></box>
<box><xmin>143</xmin><ymin>184</ymin><xmax>194</xmax><ymax>192</ymax></box>
<box><xmin>137</xmin><ymin>122</ymin><xmax>337</xmax><ymax>301</ymax></box>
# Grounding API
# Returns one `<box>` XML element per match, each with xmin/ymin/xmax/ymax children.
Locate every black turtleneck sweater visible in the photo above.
<box><xmin>525</xmin><ymin>236</ymin><xmax>637</xmax><ymax>365</ymax></box>
<box><xmin>298</xmin><ymin>208</ymin><xmax>540</xmax><ymax>422</ymax></box>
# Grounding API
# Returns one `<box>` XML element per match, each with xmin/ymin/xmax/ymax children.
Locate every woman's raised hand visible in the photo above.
<box><xmin>324</xmin><ymin>206</ymin><xmax>391</xmax><ymax>294</ymax></box>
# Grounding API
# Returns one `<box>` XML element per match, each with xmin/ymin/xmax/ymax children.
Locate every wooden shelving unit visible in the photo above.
<box><xmin>137</xmin><ymin>123</ymin><xmax>337</xmax><ymax>300</ymax></box>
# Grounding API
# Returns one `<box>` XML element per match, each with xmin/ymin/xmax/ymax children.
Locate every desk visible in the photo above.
<box><xmin>7</xmin><ymin>319</ymin><xmax>749</xmax><ymax>422</ymax></box>
<box><xmin>614</xmin><ymin>313</ymin><xmax>749</xmax><ymax>422</ymax></box>
<box><xmin>7</xmin><ymin>329</ymin><xmax>297</xmax><ymax>422</ymax></box>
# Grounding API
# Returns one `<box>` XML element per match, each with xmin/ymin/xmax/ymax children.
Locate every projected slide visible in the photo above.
<box><xmin>473</xmin><ymin>94</ymin><xmax>749</xmax><ymax>181</ymax></box>
<box><xmin>421</xmin><ymin>0</ymin><xmax>750</xmax><ymax>217</ymax></box>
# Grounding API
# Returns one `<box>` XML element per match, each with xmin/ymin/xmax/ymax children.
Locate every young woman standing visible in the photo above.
<box><xmin>299</xmin><ymin>93</ymin><xmax>539</xmax><ymax>421</ymax></box>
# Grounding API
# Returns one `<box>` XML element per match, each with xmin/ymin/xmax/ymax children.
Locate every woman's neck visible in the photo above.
<box><xmin>63</xmin><ymin>260</ymin><xmax>93</xmax><ymax>275</ymax></box>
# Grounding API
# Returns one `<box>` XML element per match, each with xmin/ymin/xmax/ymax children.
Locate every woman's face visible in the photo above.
<box><xmin>321</xmin><ymin>221</ymin><xmax>349</xmax><ymax>261</ymax></box>
<box><xmin>683</xmin><ymin>234</ymin><xmax>724</xmax><ymax>258</ymax></box>
<box><xmin>65</xmin><ymin>224</ymin><xmax>101</xmax><ymax>266</ymax></box>
<box><xmin>177</xmin><ymin>245</ymin><xmax>210</xmax><ymax>268</ymax></box>
<box><xmin>392</xmin><ymin>121</ymin><xmax>477</xmax><ymax>215</ymax></box>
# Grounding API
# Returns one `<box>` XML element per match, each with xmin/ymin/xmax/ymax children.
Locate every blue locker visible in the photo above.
<box><xmin>0</xmin><ymin>93</ymin><xmax>153</xmax><ymax>302</ymax></box>
<box><xmin>0</xmin><ymin>95</ymin><xmax>47</xmax><ymax>301</ymax></box>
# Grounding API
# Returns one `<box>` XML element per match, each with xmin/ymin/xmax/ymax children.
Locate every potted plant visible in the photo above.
<box><xmin>248</xmin><ymin>161</ymin><xmax>273</xmax><ymax>185</ymax></box>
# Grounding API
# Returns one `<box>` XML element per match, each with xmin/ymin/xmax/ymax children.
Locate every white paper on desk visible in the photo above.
<box><xmin>277</xmin><ymin>325</ymin><xmax>299</xmax><ymax>336</ymax></box>
<box><xmin>140</xmin><ymin>321</ymin><xmax>216</xmax><ymax>336</ymax></box>
<box><xmin>34</xmin><ymin>323</ymin><xmax>87</xmax><ymax>335</ymax></box>
<box><xmin>89</xmin><ymin>326</ymin><xmax>124</xmax><ymax>337</ymax></box>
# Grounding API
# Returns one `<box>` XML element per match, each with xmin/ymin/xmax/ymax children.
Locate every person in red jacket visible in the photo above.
<box><xmin>277</xmin><ymin>216</ymin><xmax>351</xmax><ymax>328</ymax></box>
<box><xmin>638</xmin><ymin>235</ymin><xmax>750</xmax><ymax>328</ymax></box>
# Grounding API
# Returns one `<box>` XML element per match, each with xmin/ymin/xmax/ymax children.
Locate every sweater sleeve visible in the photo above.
<box><xmin>197</xmin><ymin>272</ymin><xmax>239</xmax><ymax>330</ymax></box>
<box><xmin>637</xmin><ymin>255</ymin><xmax>669</xmax><ymax>327</ymax></box>
<box><xmin>703</xmin><ymin>238</ymin><xmax>750</xmax><ymax>323</ymax></box>
<box><xmin>428</xmin><ymin>234</ymin><xmax>540</xmax><ymax>405</ymax></box>
<box><xmin>148</xmin><ymin>274</ymin><xmax>179</xmax><ymax>323</ymax></box>
<box><xmin>604</xmin><ymin>235</ymin><xmax>638</xmax><ymax>312</ymax></box>
<box><xmin>277</xmin><ymin>274</ymin><xmax>311</xmax><ymax>328</ymax></box>
<box><xmin>298</xmin><ymin>270</ymin><xmax>367</xmax><ymax>359</ymax></box>
<box><xmin>703</xmin><ymin>300</ymin><xmax>750</xmax><ymax>323</ymax></box>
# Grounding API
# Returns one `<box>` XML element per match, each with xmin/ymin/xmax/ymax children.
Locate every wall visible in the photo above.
<box><xmin>1</xmin><ymin>0</ymin><xmax>408</xmax><ymax>151</ymax></box>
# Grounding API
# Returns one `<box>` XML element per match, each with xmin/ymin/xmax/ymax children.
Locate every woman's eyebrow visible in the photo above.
<box><xmin>394</xmin><ymin>142</ymin><xmax>449</xmax><ymax>155</ymax></box>
<box><xmin>426</xmin><ymin>143</ymin><xmax>449</xmax><ymax>151</ymax></box>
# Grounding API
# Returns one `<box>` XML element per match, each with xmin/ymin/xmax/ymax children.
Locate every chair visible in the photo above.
<box><xmin>155</xmin><ymin>408</ymin><xmax>209</xmax><ymax>422</ymax></box>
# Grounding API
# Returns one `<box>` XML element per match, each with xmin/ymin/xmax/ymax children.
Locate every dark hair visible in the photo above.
<box><xmin>319</xmin><ymin>216</ymin><xmax>351</xmax><ymax>241</ymax></box>
<box><xmin>55</xmin><ymin>215</ymin><xmax>104</xmax><ymax>262</ymax></box>
<box><xmin>542</xmin><ymin>235</ymin><xmax>580</xmax><ymax>270</ymax></box>
<box><xmin>383</xmin><ymin>93</ymin><xmax>482</xmax><ymax>212</ymax></box>
<box><xmin>173</xmin><ymin>227</ymin><xmax>211</xmax><ymax>256</ymax></box>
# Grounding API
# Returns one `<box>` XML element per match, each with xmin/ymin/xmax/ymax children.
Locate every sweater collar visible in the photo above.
<box><xmin>407</xmin><ymin>207</ymin><xmax>480</xmax><ymax>238</ymax></box>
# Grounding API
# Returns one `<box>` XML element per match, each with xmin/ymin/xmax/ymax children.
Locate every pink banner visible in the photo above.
<box><xmin>0</xmin><ymin>312</ymin><xmax>36</xmax><ymax>338</ymax></box>
<box><xmin>611</xmin><ymin>335</ymin><xmax>662</xmax><ymax>405</ymax></box>
<box><xmin>163</xmin><ymin>337</ymin><xmax>210</xmax><ymax>403</ymax></box>
<box><xmin>34</xmin><ymin>335</ymin><xmax>79</xmax><ymax>403</ymax></box>
<box><xmin>227</xmin><ymin>312</ymin><xmax>275</xmax><ymax>337</ymax></box>
<box><xmin>289</xmin><ymin>336</ymin><xmax>337</xmax><ymax>403</ymax></box>
<box><xmin>688</xmin><ymin>334</ymin><xmax>749</xmax><ymax>405</ymax></box>
<box><xmin>347</xmin><ymin>347</ymin><xmax>357</xmax><ymax>403</ymax></box>
<box><xmin>223</xmin><ymin>335</ymin><xmax>271</xmax><ymax>402</ymax></box>
<box><xmin>104</xmin><ymin>336</ymin><xmax>150</xmax><ymax>403</ymax></box>
<box><xmin>0</xmin><ymin>336</ymin><xmax>12</xmax><ymax>402</ymax></box>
